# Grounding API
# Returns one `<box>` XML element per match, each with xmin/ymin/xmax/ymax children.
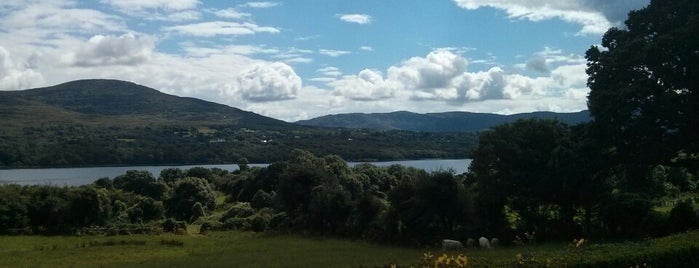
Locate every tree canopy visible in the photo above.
<box><xmin>586</xmin><ymin>0</ymin><xmax>699</xmax><ymax>170</ymax></box>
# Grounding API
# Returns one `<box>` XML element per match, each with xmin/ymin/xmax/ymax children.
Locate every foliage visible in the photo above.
<box><xmin>585</xmin><ymin>0</ymin><xmax>699</xmax><ymax>171</ymax></box>
<box><xmin>168</xmin><ymin>177</ymin><xmax>216</xmax><ymax>221</ymax></box>
<box><xmin>665</xmin><ymin>201</ymin><xmax>698</xmax><ymax>234</ymax></box>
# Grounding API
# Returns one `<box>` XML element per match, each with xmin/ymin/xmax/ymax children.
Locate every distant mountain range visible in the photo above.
<box><xmin>297</xmin><ymin>110</ymin><xmax>591</xmax><ymax>132</ymax></box>
<box><xmin>0</xmin><ymin>79</ymin><xmax>481</xmax><ymax>167</ymax></box>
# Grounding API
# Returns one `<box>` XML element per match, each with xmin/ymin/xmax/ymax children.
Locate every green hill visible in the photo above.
<box><xmin>0</xmin><ymin>79</ymin><xmax>288</xmax><ymax>131</ymax></box>
<box><xmin>0</xmin><ymin>79</ymin><xmax>477</xmax><ymax>168</ymax></box>
<box><xmin>297</xmin><ymin>110</ymin><xmax>590</xmax><ymax>132</ymax></box>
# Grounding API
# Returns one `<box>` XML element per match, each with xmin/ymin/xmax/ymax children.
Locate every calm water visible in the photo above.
<box><xmin>0</xmin><ymin>159</ymin><xmax>472</xmax><ymax>186</ymax></box>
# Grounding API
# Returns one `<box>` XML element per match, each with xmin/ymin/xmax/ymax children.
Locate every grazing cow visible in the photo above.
<box><xmin>478</xmin><ymin>237</ymin><xmax>491</xmax><ymax>249</ymax></box>
<box><xmin>441</xmin><ymin>239</ymin><xmax>463</xmax><ymax>250</ymax></box>
<box><xmin>466</xmin><ymin>238</ymin><xmax>476</xmax><ymax>248</ymax></box>
<box><xmin>490</xmin><ymin>238</ymin><xmax>499</xmax><ymax>248</ymax></box>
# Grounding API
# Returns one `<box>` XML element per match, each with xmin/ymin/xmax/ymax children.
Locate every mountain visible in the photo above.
<box><xmin>0</xmin><ymin>79</ymin><xmax>288</xmax><ymax>130</ymax></box>
<box><xmin>296</xmin><ymin>110</ymin><xmax>591</xmax><ymax>132</ymax></box>
<box><xmin>0</xmin><ymin>79</ymin><xmax>477</xmax><ymax>167</ymax></box>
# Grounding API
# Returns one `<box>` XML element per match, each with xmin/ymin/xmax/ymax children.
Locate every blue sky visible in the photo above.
<box><xmin>0</xmin><ymin>0</ymin><xmax>649</xmax><ymax>121</ymax></box>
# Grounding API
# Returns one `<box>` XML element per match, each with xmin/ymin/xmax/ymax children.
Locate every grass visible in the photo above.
<box><xmin>0</xmin><ymin>232</ymin><xmax>425</xmax><ymax>268</ymax></box>
<box><xmin>2</xmin><ymin>231</ymin><xmax>697</xmax><ymax>267</ymax></box>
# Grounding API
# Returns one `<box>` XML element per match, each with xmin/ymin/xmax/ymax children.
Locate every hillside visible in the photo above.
<box><xmin>0</xmin><ymin>79</ymin><xmax>477</xmax><ymax>167</ymax></box>
<box><xmin>296</xmin><ymin>110</ymin><xmax>591</xmax><ymax>132</ymax></box>
<box><xmin>0</xmin><ymin>79</ymin><xmax>288</xmax><ymax>131</ymax></box>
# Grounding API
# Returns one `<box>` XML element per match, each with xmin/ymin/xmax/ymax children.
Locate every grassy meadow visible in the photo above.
<box><xmin>2</xmin><ymin>230</ymin><xmax>698</xmax><ymax>267</ymax></box>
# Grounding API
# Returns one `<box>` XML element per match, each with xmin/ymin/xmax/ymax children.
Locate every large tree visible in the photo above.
<box><xmin>586</xmin><ymin>0</ymin><xmax>699</xmax><ymax>170</ymax></box>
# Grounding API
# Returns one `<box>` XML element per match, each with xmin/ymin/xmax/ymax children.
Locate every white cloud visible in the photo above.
<box><xmin>1</xmin><ymin>3</ymin><xmax>125</xmax><ymax>34</ymax></box>
<box><xmin>337</xmin><ymin>14</ymin><xmax>372</xmax><ymax>24</ymax></box>
<box><xmin>331</xmin><ymin>69</ymin><xmax>399</xmax><ymax>101</ymax></box>
<box><xmin>101</xmin><ymin>0</ymin><xmax>199</xmax><ymax>12</ymax></box>
<box><xmin>359</xmin><ymin>46</ymin><xmax>374</xmax><ymax>51</ymax></box>
<box><xmin>329</xmin><ymin>49</ymin><xmax>588</xmax><ymax>108</ymax></box>
<box><xmin>65</xmin><ymin>33</ymin><xmax>155</xmax><ymax>67</ymax></box>
<box><xmin>232</xmin><ymin>62</ymin><xmax>302</xmax><ymax>102</ymax></box>
<box><xmin>0</xmin><ymin>46</ymin><xmax>44</xmax><ymax>90</ymax></box>
<box><xmin>242</xmin><ymin>2</ymin><xmax>280</xmax><ymax>8</ymax></box>
<box><xmin>212</xmin><ymin>8</ymin><xmax>250</xmax><ymax>19</ymax></box>
<box><xmin>526</xmin><ymin>57</ymin><xmax>549</xmax><ymax>73</ymax></box>
<box><xmin>317</xmin><ymin>67</ymin><xmax>342</xmax><ymax>77</ymax></box>
<box><xmin>164</xmin><ymin>21</ymin><xmax>280</xmax><ymax>37</ymax></box>
<box><xmin>452</xmin><ymin>0</ymin><xmax>649</xmax><ymax>35</ymax></box>
<box><xmin>388</xmin><ymin>50</ymin><xmax>468</xmax><ymax>90</ymax></box>
<box><xmin>149</xmin><ymin>10</ymin><xmax>201</xmax><ymax>21</ymax></box>
<box><xmin>319</xmin><ymin>49</ymin><xmax>351</xmax><ymax>57</ymax></box>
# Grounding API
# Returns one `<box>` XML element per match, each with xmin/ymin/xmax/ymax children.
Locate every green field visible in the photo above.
<box><xmin>0</xmin><ymin>231</ymin><xmax>554</xmax><ymax>268</ymax></box>
<box><xmin>2</xmin><ymin>231</ymin><xmax>697</xmax><ymax>268</ymax></box>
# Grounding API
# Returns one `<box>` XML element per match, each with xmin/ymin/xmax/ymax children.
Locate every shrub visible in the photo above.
<box><xmin>250</xmin><ymin>213</ymin><xmax>271</xmax><ymax>232</ymax></box>
<box><xmin>222</xmin><ymin>202</ymin><xmax>254</xmax><ymax>221</ymax></box>
<box><xmin>666</xmin><ymin>201</ymin><xmax>698</xmax><ymax>234</ymax></box>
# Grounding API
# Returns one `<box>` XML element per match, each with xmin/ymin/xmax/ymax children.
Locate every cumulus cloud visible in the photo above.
<box><xmin>319</xmin><ymin>49</ymin><xmax>351</xmax><ymax>57</ymax></box>
<box><xmin>101</xmin><ymin>0</ymin><xmax>199</xmax><ymax>12</ymax></box>
<box><xmin>388</xmin><ymin>50</ymin><xmax>467</xmax><ymax>90</ymax></box>
<box><xmin>65</xmin><ymin>33</ymin><xmax>155</xmax><ymax>67</ymax></box>
<box><xmin>452</xmin><ymin>0</ymin><xmax>649</xmax><ymax>35</ymax></box>
<box><xmin>232</xmin><ymin>62</ymin><xmax>302</xmax><ymax>102</ymax></box>
<box><xmin>526</xmin><ymin>57</ymin><xmax>549</xmax><ymax>73</ymax></box>
<box><xmin>330</xmin><ymin>49</ymin><xmax>588</xmax><ymax>106</ymax></box>
<box><xmin>331</xmin><ymin>69</ymin><xmax>399</xmax><ymax>101</ymax></box>
<box><xmin>164</xmin><ymin>21</ymin><xmax>280</xmax><ymax>36</ymax></box>
<box><xmin>337</xmin><ymin>14</ymin><xmax>372</xmax><ymax>24</ymax></box>
<box><xmin>0</xmin><ymin>47</ymin><xmax>44</xmax><ymax>90</ymax></box>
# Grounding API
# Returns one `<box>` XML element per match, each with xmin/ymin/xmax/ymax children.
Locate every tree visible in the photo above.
<box><xmin>168</xmin><ymin>177</ymin><xmax>216</xmax><ymax>221</ymax></box>
<box><xmin>586</xmin><ymin>0</ymin><xmax>699</xmax><ymax>171</ymax></box>
<box><xmin>468</xmin><ymin>119</ymin><xmax>603</xmax><ymax>238</ymax></box>
<box><xmin>113</xmin><ymin>170</ymin><xmax>168</xmax><ymax>200</ymax></box>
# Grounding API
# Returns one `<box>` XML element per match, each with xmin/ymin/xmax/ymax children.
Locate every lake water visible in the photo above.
<box><xmin>0</xmin><ymin>159</ymin><xmax>472</xmax><ymax>186</ymax></box>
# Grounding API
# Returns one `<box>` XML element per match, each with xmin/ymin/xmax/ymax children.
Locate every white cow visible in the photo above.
<box><xmin>478</xmin><ymin>236</ymin><xmax>491</xmax><ymax>249</ymax></box>
<box><xmin>441</xmin><ymin>239</ymin><xmax>463</xmax><ymax>250</ymax></box>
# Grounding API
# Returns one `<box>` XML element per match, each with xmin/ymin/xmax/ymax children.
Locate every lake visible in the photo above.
<box><xmin>0</xmin><ymin>159</ymin><xmax>472</xmax><ymax>186</ymax></box>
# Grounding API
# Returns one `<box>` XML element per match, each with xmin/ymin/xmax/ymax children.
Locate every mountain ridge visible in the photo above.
<box><xmin>0</xmin><ymin>79</ymin><xmax>289</xmax><ymax>129</ymax></box>
<box><xmin>297</xmin><ymin>110</ymin><xmax>591</xmax><ymax>132</ymax></box>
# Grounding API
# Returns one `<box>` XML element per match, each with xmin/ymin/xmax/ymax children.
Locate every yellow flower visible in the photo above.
<box><xmin>576</xmin><ymin>238</ymin><xmax>586</xmax><ymax>248</ymax></box>
<box><xmin>435</xmin><ymin>253</ymin><xmax>449</xmax><ymax>266</ymax></box>
<box><xmin>455</xmin><ymin>254</ymin><xmax>468</xmax><ymax>267</ymax></box>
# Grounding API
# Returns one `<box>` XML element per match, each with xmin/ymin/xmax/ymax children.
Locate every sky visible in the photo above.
<box><xmin>0</xmin><ymin>0</ymin><xmax>650</xmax><ymax>122</ymax></box>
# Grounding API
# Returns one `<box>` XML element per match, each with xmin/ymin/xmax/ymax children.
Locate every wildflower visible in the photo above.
<box><xmin>435</xmin><ymin>253</ymin><xmax>449</xmax><ymax>267</ymax></box>
<box><xmin>576</xmin><ymin>238</ymin><xmax>585</xmax><ymax>248</ymax></box>
<box><xmin>455</xmin><ymin>254</ymin><xmax>468</xmax><ymax>267</ymax></box>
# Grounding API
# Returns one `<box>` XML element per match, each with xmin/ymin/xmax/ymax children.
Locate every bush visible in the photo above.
<box><xmin>222</xmin><ymin>217</ymin><xmax>251</xmax><ymax>231</ymax></box>
<box><xmin>250</xmin><ymin>213</ymin><xmax>271</xmax><ymax>232</ymax></box>
<box><xmin>200</xmin><ymin>221</ymin><xmax>220</xmax><ymax>234</ymax></box>
<box><xmin>666</xmin><ymin>201</ymin><xmax>698</xmax><ymax>234</ymax></box>
<box><xmin>639</xmin><ymin>210</ymin><xmax>668</xmax><ymax>238</ymax></box>
<box><xmin>222</xmin><ymin>202</ymin><xmax>254</xmax><ymax>221</ymax></box>
<box><xmin>268</xmin><ymin>212</ymin><xmax>291</xmax><ymax>230</ymax></box>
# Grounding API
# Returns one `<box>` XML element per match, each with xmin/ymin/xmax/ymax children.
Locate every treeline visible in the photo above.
<box><xmin>0</xmin><ymin>124</ymin><xmax>476</xmax><ymax>168</ymax></box>
<box><xmin>1</xmin><ymin>128</ymin><xmax>697</xmax><ymax>245</ymax></box>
